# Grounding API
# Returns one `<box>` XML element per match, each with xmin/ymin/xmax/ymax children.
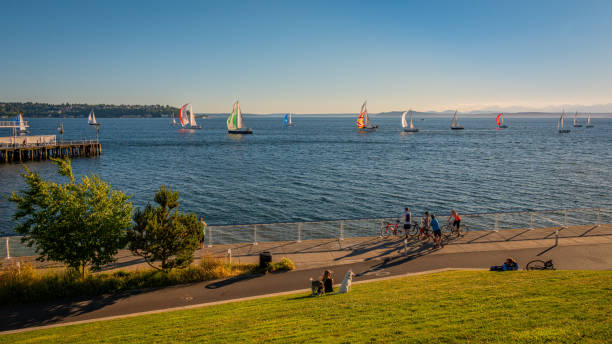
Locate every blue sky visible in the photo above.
<box><xmin>1</xmin><ymin>0</ymin><xmax>611</xmax><ymax>113</ymax></box>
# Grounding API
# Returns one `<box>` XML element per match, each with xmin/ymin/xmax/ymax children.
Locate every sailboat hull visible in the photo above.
<box><xmin>228</xmin><ymin>129</ymin><xmax>253</xmax><ymax>134</ymax></box>
<box><xmin>403</xmin><ymin>128</ymin><xmax>419</xmax><ymax>132</ymax></box>
<box><xmin>558</xmin><ymin>129</ymin><xmax>571</xmax><ymax>133</ymax></box>
<box><xmin>586</xmin><ymin>125</ymin><xmax>594</xmax><ymax>128</ymax></box>
<box><xmin>573</xmin><ymin>125</ymin><xmax>582</xmax><ymax>127</ymax></box>
<box><xmin>451</xmin><ymin>127</ymin><xmax>464</xmax><ymax>130</ymax></box>
<box><xmin>357</xmin><ymin>126</ymin><xmax>378</xmax><ymax>131</ymax></box>
<box><xmin>497</xmin><ymin>125</ymin><xmax>508</xmax><ymax>129</ymax></box>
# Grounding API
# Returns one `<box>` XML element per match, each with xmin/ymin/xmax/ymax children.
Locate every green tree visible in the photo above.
<box><xmin>128</xmin><ymin>186</ymin><xmax>203</xmax><ymax>272</ymax></box>
<box><xmin>9</xmin><ymin>158</ymin><xmax>133</xmax><ymax>277</ymax></box>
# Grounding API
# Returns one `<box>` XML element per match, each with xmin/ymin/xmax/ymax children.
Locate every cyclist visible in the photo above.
<box><xmin>448</xmin><ymin>209</ymin><xmax>462</xmax><ymax>235</ymax></box>
<box><xmin>403</xmin><ymin>206</ymin><xmax>412</xmax><ymax>232</ymax></box>
<box><xmin>430</xmin><ymin>214</ymin><xmax>442</xmax><ymax>248</ymax></box>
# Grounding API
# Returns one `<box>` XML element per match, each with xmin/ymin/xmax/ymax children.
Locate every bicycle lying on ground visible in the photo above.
<box><xmin>525</xmin><ymin>259</ymin><xmax>555</xmax><ymax>270</ymax></box>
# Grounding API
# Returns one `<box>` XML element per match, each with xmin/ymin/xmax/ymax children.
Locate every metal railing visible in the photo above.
<box><xmin>1</xmin><ymin>207</ymin><xmax>610</xmax><ymax>259</ymax></box>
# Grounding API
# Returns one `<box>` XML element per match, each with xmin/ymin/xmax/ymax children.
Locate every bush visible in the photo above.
<box><xmin>265</xmin><ymin>257</ymin><xmax>296</xmax><ymax>273</ymax></box>
<box><xmin>0</xmin><ymin>258</ymin><xmax>258</xmax><ymax>305</ymax></box>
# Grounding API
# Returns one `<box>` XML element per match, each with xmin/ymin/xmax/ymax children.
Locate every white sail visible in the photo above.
<box><xmin>587</xmin><ymin>113</ymin><xmax>591</xmax><ymax>125</ymax></box>
<box><xmin>573</xmin><ymin>111</ymin><xmax>577</xmax><ymax>126</ymax></box>
<box><xmin>188</xmin><ymin>104</ymin><xmax>197</xmax><ymax>127</ymax></box>
<box><xmin>236</xmin><ymin>101</ymin><xmax>244</xmax><ymax>129</ymax></box>
<box><xmin>88</xmin><ymin>109</ymin><xmax>97</xmax><ymax>125</ymax></box>
<box><xmin>451</xmin><ymin>111</ymin><xmax>459</xmax><ymax>127</ymax></box>
<box><xmin>500</xmin><ymin>113</ymin><xmax>504</xmax><ymax>125</ymax></box>
<box><xmin>409</xmin><ymin>112</ymin><xmax>415</xmax><ymax>129</ymax></box>
<box><xmin>559</xmin><ymin>111</ymin><xmax>564</xmax><ymax>129</ymax></box>
<box><xmin>401</xmin><ymin>111</ymin><xmax>408</xmax><ymax>128</ymax></box>
<box><xmin>289</xmin><ymin>113</ymin><xmax>293</xmax><ymax>125</ymax></box>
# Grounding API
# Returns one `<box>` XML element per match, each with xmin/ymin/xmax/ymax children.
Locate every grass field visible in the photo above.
<box><xmin>2</xmin><ymin>270</ymin><xmax>611</xmax><ymax>343</ymax></box>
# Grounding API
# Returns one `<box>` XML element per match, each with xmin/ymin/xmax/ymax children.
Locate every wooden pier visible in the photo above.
<box><xmin>0</xmin><ymin>141</ymin><xmax>101</xmax><ymax>164</ymax></box>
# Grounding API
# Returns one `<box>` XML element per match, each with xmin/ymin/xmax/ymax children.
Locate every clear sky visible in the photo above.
<box><xmin>1</xmin><ymin>0</ymin><xmax>611</xmax><ymax>113</ymax></box>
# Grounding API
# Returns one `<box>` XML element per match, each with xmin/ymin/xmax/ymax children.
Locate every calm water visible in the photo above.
<box><xmin>1</xmin><ymin>115</ymin><xmax>611</xmax><ymax>235</ymax></box>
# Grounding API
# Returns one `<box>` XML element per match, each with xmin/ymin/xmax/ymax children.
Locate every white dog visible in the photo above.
<box><xmin>336</xmin><ymin>270</ymin><xmax>354</xmax><ymax>294</ymax></box>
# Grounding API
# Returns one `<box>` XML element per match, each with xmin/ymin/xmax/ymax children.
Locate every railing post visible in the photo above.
<box><xmin>297</xmin><ymin>223</ymin><xmax>302</xmax><ymax>243</ymax></box>
<box><xmin>5</xmin><ymin>237</ymin><xmax>9</xmax><ymax>260</ymax></box>
<box><xmin>340</xmin><ymin>220</ymin><xmax>344</xmax><ymax>241</ymax></box>
<box><xmin>530</xmin><ymin>212</ymin><xmax>534</xmax><ymax>230</ymax></box>
<box><xmin>494</xmin><ymin>214</ymin><xmax>499</xmax><ymax>232</ymax></box>
<box><xmin>207</xmin><ymin>226</ymin><xmax>212</xmax><ymax>247</ymax></box>
<box><xmin>563</xmin><ymin>209</ymin><xmax>568</xmax><ymax>228</ymax></box>
<box><xmin>253</xmin><ymin>225</ymin><xmax>258</xmax><ymax>245</ymax></box>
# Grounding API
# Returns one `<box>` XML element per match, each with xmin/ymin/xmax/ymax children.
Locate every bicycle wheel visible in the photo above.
<box><xmin>441</xmin><ymin>224</ymin><xmax>454</xmax><ymax>239</ymax></box>
<box><xmin>526</xmin><ymin>260</ymin><xmax>546</xmax><ymax>270</ymax></box>
<box><xmin>407</xmin><ymin>223</ymin><xmax>420</xmax><ymax>238</ymax></box>
<box><xmin>381</xmin><ymin>224</ymin><xmax>391</xmax><ymax>237</ymax></box>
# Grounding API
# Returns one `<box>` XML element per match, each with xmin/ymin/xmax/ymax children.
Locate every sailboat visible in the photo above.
<box><xmin>178</xmin><ymin>103</ymin><xmax>202</xmax><ymax>129</ymax></box>
<box><xmin>88</xmin><ymin>109</ymin><xmax>99</xmax><ymax>126</ymax></box>
<box><xmin>356</xmin><ymin>101</ymin><xmax>378</xmax><ymax>130</ymax></box>
<box><xmin>284</xmin><ymin>113</ymin><xmax>294</xmax><ymax>127</ymax></box>
<box><xmin>496</xmin><ymin>113</ymin><xmax>508</xmax><ymax>129</ymax></box>
<box><xmin>573</xmin><ymin>111</ymin><xmax>582</xmax><ymax>127</ymax></box>
<box><xmin>402</xmin><ymin>110</ymin><xmax>419</xmax><ymax>132</ymax></box>
<box><xmin>586</xmin><ymin>113</ymin><xmax>594</xmax><ymax>128</ymax></box>
<box><xmin>450</xmin><ymin>110</ymin><xmax>464</xmax><ymax>130</ymax></box>
<box><xmin>13</xmin><ymin>114</ymin><xmax>29</xmax><ymax>134</ymax></box>
<box><xmin>558</xmin><ymin>110</ymin><xmax>571</xmax><ymax>133</ymax></box>
<box><xmin>227</xmin><ymin>100</ymin><xmax>253</xmax><ymax>134</ymax></box>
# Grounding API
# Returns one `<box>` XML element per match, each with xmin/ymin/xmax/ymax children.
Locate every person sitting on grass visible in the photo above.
<box><xmin>323</xmin><ymin>270</ymin><xmax>334</xmax><ymax>293</ymax></box>
<box><xmin>490</xmin><ymin>258</ymin><xmax>519</xmax><ymax>271</ymax></box>
<box><xmin>430</xmin><ymin>214</ymin><xmax>442</xmax><ymax>248</ymax></box>
<box><xmin>502</xmin><ymin>258</ymin><xmax>518</xmax><ymax>271</ymax></box>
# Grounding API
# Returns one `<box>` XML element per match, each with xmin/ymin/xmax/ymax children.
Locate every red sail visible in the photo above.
<box><xmin>178</xmin><ymin>104</ymin><xmax>187</xmax><ymax>126</ymax></box>
<box><xmin>496</xmin><ymin>113</ymin><xmax>502</xmax><ymax>126</ymax></box>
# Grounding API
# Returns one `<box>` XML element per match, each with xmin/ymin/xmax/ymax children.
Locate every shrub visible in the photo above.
<box><xmin>0</xmin><ymin>258</ymin><xmax>258</xmax><ymax>305</ymax></box>
<box><xmin>265</xmin><ymin>257</ymin><xmax>296</xmax><ymax>273</ymax></box>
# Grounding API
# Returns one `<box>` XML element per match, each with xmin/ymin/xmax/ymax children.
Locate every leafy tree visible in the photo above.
<box><xmin>128</xmin><ymin>186</ymin><xmax>204</xmax><ymax>272</ymax></box>
<box><xmin>9</xmin><ymin>158</ymin><xmax>133</xmax><ymax>277</ymax></box>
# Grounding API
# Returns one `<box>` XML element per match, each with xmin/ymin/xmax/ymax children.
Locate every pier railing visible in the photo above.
<box><xmin>1</xmin><ymin>207</ymin><xmax>610</xmax><ymax>258</ymax></box>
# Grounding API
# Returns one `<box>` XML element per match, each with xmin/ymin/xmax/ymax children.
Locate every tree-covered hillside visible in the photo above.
<box><xmin>0</xmin><ymin>102</ymin><xmax>179</xmax><ymax>118</ymax></box>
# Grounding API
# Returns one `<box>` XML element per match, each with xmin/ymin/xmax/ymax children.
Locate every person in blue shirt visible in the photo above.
<box><xmin>502</xmin><ymin>258</ymin><xmax>518</xmax><ymax>271</ymax></box>
<box><xmin>430</xmin><ymin>214</ymin><xmax>442</xmax><ymax>248</ymax></box>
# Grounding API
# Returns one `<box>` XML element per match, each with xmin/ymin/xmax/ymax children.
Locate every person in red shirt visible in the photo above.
<box><xmin>448</xmin><ymin>209</ymin><xmax>462</xmax><ymax>235</ymax></box>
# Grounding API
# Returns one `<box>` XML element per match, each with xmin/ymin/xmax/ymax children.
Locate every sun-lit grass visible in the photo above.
<box><xmin>2</xmin><ymin>270</ymin><xmax>610</xmax><ymax>343</ymax></box>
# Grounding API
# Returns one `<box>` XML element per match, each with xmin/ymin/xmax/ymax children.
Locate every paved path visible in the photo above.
<box><xmin>2</xmin><ymin>224</ymin><xmax>611</xmax><ymax>333</ymax></box>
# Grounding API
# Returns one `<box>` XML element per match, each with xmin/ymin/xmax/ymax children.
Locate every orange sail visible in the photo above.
<box><xmin>356</xmin><ymin>113</ymin><xmax>365</xmax><ymax>128</ymax></box>
<box><xmin>496</xmin><ymin>113</ymin><xmax>502</xmax><ymax>126</ymax></box>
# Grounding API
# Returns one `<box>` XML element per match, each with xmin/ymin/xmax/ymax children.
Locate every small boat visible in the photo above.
<box><xmin>13</xmin><ymin>114</ymin><xmax>30</xmax><ymax>134</ymax></box>
<box><xmin>88</xmin><ymin>109</ymin><xmax>99</xmax><ymax>126</ymax></box>
<box><xmin>573</xmin><ymin>111</ymin><xmax>582</xmax><ymax>127</ymax></box>
<box><xmin>227</xmin><ymin>100</ymin><xmax>253</xmax><ymax>134</ymax></box>
<box><xmin>558</xmin><ymin>110</ymin><xmax>571</xmax><ymax>133</ymax></box>
<box><xmin>284</xmin><ymin>113</ymin><xmax>294</xmax><ymax>127</ymax></box>
<box><xmin>496</xmin><ymin>113</ymin><xmax>508</xmax><ymax>129</ymax></box>
<box><xmin>586</xmin><ymin>113</ymin><xmax>594</xmax><ymax>128</ymax></box>
<box><xmin>402</xmin><ymin>110</ymin><xmax>419</xmax><ymax>132</ymax></box>
<box><xmin>451</xmin><ymin>110</ymin><xmax>464</xmax><ymax>130</ymax></box>
<box><xmin>179</xmin><ymin>103</ymin><xmax>202</xmax><ymax>129</ymax></box>
<box><xmin>356</xmin><ymin>101</ymin><xmax>378</xmax><ymax>131</ymax></box>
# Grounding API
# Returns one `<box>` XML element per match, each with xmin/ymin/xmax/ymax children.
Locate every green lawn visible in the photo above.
<box><xmin>3</xmin><ymin>271</ymin><xmax>611</xmax><ymax>343</ymax></box>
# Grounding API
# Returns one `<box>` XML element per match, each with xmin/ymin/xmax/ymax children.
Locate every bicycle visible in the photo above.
<box><xmin>405</xmin><ymin>221</ymin><xmax>421</xmax><ymax>238</ymax></box>
<box><xmin>441</xmin><ymin>222</ymin><xmax>469</xmax><ymax>239</ymax></box>
<box><xmin>381</xmin><ymin>220</ymin><xmax>403</xmax><ymax>237</ymax></box>
<box><xmin>526</xmin><ymin>259</ymin><xmax>555</xmax><ymax>270</ymax></box>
